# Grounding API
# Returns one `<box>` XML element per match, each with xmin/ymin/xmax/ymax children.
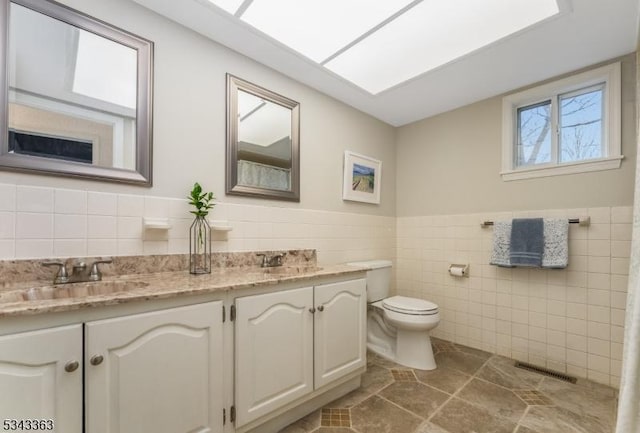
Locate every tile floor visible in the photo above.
<box><xmin>280</xmin><ymin>338</ymin><xmax>618</xmax><ymax>433</ymax></box>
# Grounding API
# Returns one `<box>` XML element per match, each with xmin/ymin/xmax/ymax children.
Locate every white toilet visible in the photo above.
<box><xmin>349</xmin><ymin>260</ymin><xmax>440</xmax><ymax>370</ymax></box>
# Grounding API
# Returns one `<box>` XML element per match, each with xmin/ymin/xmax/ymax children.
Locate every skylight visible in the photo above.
<box><xmin>206</xmin><ymin>0</ymin><xmax>561</xmax><ymax>95</ymax></box>
<box><xmin>240</xmin><ymin>0</ymin><xmax>415</xmax><ymax>63</ymax></box>
<box><xmin>325</xmin><ymin>0</ymin><xmax>560</xmax><ymax>94</ymax></box>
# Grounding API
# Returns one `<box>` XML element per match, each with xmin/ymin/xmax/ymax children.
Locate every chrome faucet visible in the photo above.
<box><xmin>42</xmin><ymin>259</ymin><xmax>113</xmax><ymax>284</ymax></box>
<box><xmin>256</xmin><ymin>252</ymin><xmax>287</xmax><ymax>268</ymax></box>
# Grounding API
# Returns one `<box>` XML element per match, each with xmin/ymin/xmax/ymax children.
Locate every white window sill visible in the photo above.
<box><xmin>501</xmin><ymin>156</ymin><xmax>624</xmax><ymax>181</ymax></box>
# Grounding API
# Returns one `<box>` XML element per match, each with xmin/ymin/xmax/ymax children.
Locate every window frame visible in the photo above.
<box><xmin>501</xmin><ymin>62</ymin><xmax>622</xmax><ymax>181</ymax></box>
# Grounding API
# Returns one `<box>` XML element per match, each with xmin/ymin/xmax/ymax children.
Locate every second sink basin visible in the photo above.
<box><xmin>251</xmin><ymin>266</ymin><xmax>323</xmax><ymax>276</ymax></box>
<box><xmin>0</xmin><ymin>280</ymin><xmax>150</xmax><ymax>304</ymax></box>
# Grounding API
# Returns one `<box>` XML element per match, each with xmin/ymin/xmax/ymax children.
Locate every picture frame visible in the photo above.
<box><xmin>342</xmin><ymin>151</ymin><xmax>382</xmax><ymax>204</ymax></box>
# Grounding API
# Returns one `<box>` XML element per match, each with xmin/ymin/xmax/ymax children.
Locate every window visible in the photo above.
<box><xmin>502</xmin><ymin>62</ymin><xmax>621</xmax><ymax>181</ymax></box>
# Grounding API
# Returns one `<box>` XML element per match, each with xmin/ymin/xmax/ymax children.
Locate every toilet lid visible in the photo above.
<box><xmin>382</xmin><ymin>296</ymin><xmax>438</xmax><ymax>314</ymax></box>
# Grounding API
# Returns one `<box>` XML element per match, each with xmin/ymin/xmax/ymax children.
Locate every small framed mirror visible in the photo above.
<box><xmin>0</xmin><ymin>0</ymin><xmax>153</xmax><ymax>185</ymax></box>
<box><xmin>226</xmin><ymin>74</ymin><xmax>300</xmax><ymax>201</ymax></box>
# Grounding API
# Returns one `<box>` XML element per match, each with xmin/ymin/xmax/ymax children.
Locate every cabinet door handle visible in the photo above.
<box><xmin>317</xmin><ymin>305</ymin><xmax>324</xmax><ymax>312</ymax></box>
<box><xmin>309</xmin><ymin>307</ymin><xmax>316</xmax><ymax>314</ymax></box>
<box><xmin>64</xmin><ymin>360</ymin><xmax>79</xmax><ymax>372</ymax></box>
<box><xmin>90</xmin><ymin>355</ymin><xmax>104</xmax><ymax>366</ymax></box>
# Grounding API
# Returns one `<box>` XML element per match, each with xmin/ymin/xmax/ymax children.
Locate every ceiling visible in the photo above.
<box><xmin>132</xmin><ymin>0</ymin><xmax>640</xmax><ymax>126</ymax></box>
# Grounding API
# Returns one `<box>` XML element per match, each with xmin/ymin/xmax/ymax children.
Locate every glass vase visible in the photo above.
<box><xmin>189</xmin><ymin>216</ymin><xmax>211</xmax><ymax>274</ymax></box>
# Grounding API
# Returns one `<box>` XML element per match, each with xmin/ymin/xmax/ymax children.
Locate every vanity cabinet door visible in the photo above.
<box><xmin>85</xmin><ymin>301</ymin><xmax>224</xmax><ymax>433</ymax></box>
<box><xmin>234</xmin><ymin>286</ymin><xmax>314</xmax><ymax>427</ymax></box>
<box><xmin>314</xmin><ymin>278</ymin><xmax>367</xmax><ymax>388</ymax></box>
<box><xmin>0</xmin><ymin>325</ymin><xmax>83</xmax><ymax>433</ymax></box>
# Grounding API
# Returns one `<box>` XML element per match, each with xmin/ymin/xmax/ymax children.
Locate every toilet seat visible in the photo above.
<box><xmin>382</xmin><ymin>296</ymin><xmax>438</xmax><ymax>316</ymax></box>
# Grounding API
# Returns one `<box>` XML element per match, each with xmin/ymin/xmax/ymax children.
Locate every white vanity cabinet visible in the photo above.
<box><xmin>0</xmin><ymin>325</ymin><xmax>83</xmax><ymax>433</ymax></box>
<box><xmin>314</xmin><ymin>279</ymin><xmax>367</xmax><ymax>388</ymax></box>
<box><xmin>233</xmin><ymin>278</ymin><xmax>366</xmax><ymax>428</ymax></box>
<box><xmin>234</xmin><ymin>286</ymin><xmax>314</xmax><ymax>427</ymax></box>
<box><xmin>85</xmin><ymin>301</ymin><xmax>224</xmax><ymax>433</ymax></box>
<box><xmin>0</xmin><ymin>301</ymin><xmax>223</xmax><ymax>433</ymax></box>
<box><xmin>0</xmin><ymin>270</ymin><xmax>368</xmax><ymax>433</ymax></box>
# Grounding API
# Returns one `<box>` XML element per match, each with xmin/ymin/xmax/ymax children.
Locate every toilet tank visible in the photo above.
<box><xmin>347</xmin><ymin>260</ymin><xmax>392</xmax><ymax>302</ymax></box>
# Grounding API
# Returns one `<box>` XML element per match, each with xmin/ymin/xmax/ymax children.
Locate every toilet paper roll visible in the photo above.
<box><xmin>449</xmin><ymin>266</ymin><xmax>466</xmax><ymax>277</ymax></box>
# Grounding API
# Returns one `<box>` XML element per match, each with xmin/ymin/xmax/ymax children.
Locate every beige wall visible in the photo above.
<box><xmin>396</xmin><ymin>54</ymin><xmax>637</xmax><ymax>217</ymax></box>
<box><xmin>0</xmin><ymin>0</ymin><xmax>396</xmax><ymax>217</ymax></box>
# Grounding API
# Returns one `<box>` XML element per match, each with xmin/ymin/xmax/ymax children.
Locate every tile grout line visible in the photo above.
<box><xmin>326</xmin><ymin>361</ymin><xmax>409</xmax><ymax>431</ymax></box>
<box><xmin>361</xmin><ymin>358</ymin><xmax>458</xmax><ymax>431</ymax></box>
<box><xmin>466</xmin><ymin>368</ymin><xmax>550</xmax><ymax>396</ymax></box>
<box><xmin>425</xmin><ymin>354</ymin><xmax>494</xmax><ymax>423</ymax></box>
<box><xmin>375</xmin><ymin>392</ymin><xmax>428</xmax><ymax>422</ymax></box>
<box><xmin>413</xmin><ymin>376</ymin><xmax>463</xmax><ymax>397</ymax></box>
<box><xmin>446</xmin><ymin>354</ymin><xmax>576</xmax><ymax>428</ymax></box>
<box><xmin>512</xmin><ymin>405</ymin><xmax>531</xmax><ymax>433</ymax></box>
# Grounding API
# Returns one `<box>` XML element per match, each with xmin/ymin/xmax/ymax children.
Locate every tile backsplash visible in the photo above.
<box><xmin>396</xmin><ymin>207</ymin><xmax>632</xmax><ymax>388</ymax></box>
<box><xmin>0</xmin><ymin>184</ymin><xmax>395</xmax><ymax>267</ymax></box>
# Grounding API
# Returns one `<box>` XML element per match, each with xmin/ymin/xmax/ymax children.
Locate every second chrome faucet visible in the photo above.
<box><xmin>256</xmin><ymin>253</ymin><xmax>287</xmax><ymax>268</ymax></box>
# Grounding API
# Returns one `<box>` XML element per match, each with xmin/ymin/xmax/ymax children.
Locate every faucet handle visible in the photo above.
<box><xmin>42</xmin><ymin>261</ymin><xmax>69</xmax><ymax>284</ymax></box>
<box><xmin>256</xmin><ymin>253</ymin><xmax>268</xmax><ymax>268</ymax></box>
<box><xmin>89</xmin><ymin>259</ymin><xmax>113</xmax><ymax>281</ymax></box>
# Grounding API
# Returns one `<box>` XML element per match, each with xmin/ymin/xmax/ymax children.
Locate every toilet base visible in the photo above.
<box><xmin>396</xmin><ymin>330</ymin><xmax>436</xmax><ymax>370</ymax></box>
<box><xmin>367</xmin><ymin>313</ymin><xmax>437</xmax><ymax>370</ymax></box>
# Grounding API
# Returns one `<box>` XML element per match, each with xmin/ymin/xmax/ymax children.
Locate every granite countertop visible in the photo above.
<box><xmin>0</xmin><ymin>264</ymin><xmax>366</xmax><ymax>317</ymax></box>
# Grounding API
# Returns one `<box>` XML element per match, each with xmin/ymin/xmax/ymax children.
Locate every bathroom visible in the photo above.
<box><xmin>0</xmin><ymin>0</ymin><xmax>638</xmax><ymax>432</ymax></box>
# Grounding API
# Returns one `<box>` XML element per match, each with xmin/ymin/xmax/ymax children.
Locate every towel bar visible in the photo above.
<box><xmin>480</xmin><ymin>217</ymin><xmax>590</xmax><ymax>228</ymax></box>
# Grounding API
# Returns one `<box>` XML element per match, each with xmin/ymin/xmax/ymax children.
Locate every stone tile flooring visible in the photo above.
<box><xmin>280</xmin><ymin>338</ymin><xmax>618</xmax><ymax>433</ymax></box>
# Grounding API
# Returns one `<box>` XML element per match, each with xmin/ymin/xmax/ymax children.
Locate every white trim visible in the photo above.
<box><xmin>501</xmin><ymin>155</ymin><xmax>623</xmax><ymax>181</ymax></box>
<box><xmin>502</xmin><ymin>61</ymin><xmax>622</xmax><ymax>180</ymax></box>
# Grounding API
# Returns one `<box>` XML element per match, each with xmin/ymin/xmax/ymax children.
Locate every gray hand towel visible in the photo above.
<box><xmin>510</xmin><ymin>218</ymin><xmax>544</xmax><ymax>267</ymax></box>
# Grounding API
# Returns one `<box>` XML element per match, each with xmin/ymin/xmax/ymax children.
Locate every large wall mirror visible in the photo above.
<box><xmin>226</xmin><ymin>74</ymin><xmax>300</xmax><ymax>201</ymax></box>
<box><xmin>0</xmin><ymin>0</ymin><xmax>153</xmax><ymax>185</ymax></box>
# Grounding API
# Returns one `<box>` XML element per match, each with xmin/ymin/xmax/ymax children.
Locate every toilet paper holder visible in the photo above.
<box><xmin>448</xmin><ymin>264</ymin><xmax>469</xmax><ymax>277</ymax></box>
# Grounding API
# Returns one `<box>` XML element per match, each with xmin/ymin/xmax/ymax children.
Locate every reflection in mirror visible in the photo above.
<box><xmin>9</xmin><ymin>3</ymin><xmax>137</xmax><ymax>169</ymax></box>
<box><xmin>227</xmin><ymin>75</ymin><xmax>300</xmax><ymax>201</ymax></box>
<box><xmin>0</xmin><ymin>0</ymin><xmax>153</xmax><ymax>185</ymax></box>
<box><xmin>237</xmin><ymin>89</ymin><xmax>292</xmax><ymax>191</ymax></box>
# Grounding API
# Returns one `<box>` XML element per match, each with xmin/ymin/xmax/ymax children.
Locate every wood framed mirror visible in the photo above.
<box><xmin>0</xmin><ymin>0</ymin><xmax>153</xmax><ymax>185</ymax></box>
<box><xmin>226</xmin><ymin>74</ymin><xmax>300</xmax><ymax>201</ymax></box>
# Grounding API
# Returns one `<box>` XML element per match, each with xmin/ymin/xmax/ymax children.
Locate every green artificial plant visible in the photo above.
<box><xmin>188</xmin><ymin>182</ymin><xmax>215</xmax><ymax>218</ymax></box>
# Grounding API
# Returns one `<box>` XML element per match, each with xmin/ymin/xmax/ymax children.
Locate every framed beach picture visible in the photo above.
<box><xmin>342</xmin><ymin>151</ymin><xmax>382</xmax><ymax>204</ymax></box>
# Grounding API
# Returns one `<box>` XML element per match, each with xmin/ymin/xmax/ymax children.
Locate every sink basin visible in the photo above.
<box><xmin>0</xmin><ymin>280</ymin><xmax>150</xmax><ymax>304</ymax></box>
<box><xmin>251</xmin><ymin>266</ymin><xmax>323</xmax><ymax>276</ymax></box>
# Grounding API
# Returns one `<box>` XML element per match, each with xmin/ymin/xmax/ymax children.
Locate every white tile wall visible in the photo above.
<box><xmin>0</xmin><ymin>183</ymin><xmax>396</xmax><ymax>267</ymax></box>
<box><xmin>87</xmin><ymin>192</ymin><xmax>117</xmax><ymax>216</ymax></box>
<box><xmin>1</xmin><ymin>181</ymin><xmax>630</xmax><ymax>388</ymax></box>
<box><xmin>396</xmin><ymin>207</ymin><xmax>632</xmax><ymax>388</ymax></box>
<box><xmin>16</xmin><ymin>186</ymin><xmax>54</xmax><ymax>213</ymax></box>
